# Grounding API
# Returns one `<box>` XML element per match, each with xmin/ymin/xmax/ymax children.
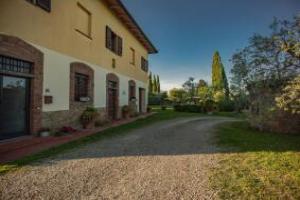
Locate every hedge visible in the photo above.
<box><xmin>173</xmin><ymin>105</ymin><xmax>205</xmax><ymax>113</ymax></box>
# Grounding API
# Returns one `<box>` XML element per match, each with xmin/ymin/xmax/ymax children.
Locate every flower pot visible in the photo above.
<box><xmin>40</xmin><ymin>131</ymin><xmax>50</xmax><ymax>137</ymax></box>
<box><xmin>122</xmin><ymin>112</ymin><xmax>130</xmax><ymax>119</ymax></box>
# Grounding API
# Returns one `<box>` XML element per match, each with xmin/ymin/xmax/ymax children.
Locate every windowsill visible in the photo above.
<box><xmin>106</xmin><ymin>48</ymin><xmax>122</xmax><ymax>57</ymax></box>
<box><xmin>75</xmin><ymin>29</ymin><xmax>92</xmax><ymax>40</ymax></box>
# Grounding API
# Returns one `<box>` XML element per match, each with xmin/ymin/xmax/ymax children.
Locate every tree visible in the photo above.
<box><xmin>169</xmin><ymin>88</ymin><xmax>187</xmax><ymax>103</ymax></box>
<box><xmin>212</xmin><ymin>51</ymin><xmax>224</xmax><ymax>91</ymax></box>
<box><xmin>197</xmin><ymin>79</ymin><xmax>208</xmax><ymax>88</ymax></box>
<box><xmin>153</xmin><ymin>75</ymin><xmax>157</xmax><ymax>94</ymax></box>
<box><xmin>231</xmin><ymin>16</ymin><xmax>300</xmax><ymax>89</ymax></box>
<box><xmin>275</xmin><ymin>75</ymin><xmax>300</xmax><ymax>114</ymax></box>
<box><xmin>182</xmin><ymin>77</ymin><xmax>197</xmax><ymax>102</ymax></box>
<box><xmin>148</xmin><ymin>72</ymin><xmax>153</xmax><ymax>94</ymax></box>
<box><xmin>222</xmin><ymin>65</ymin><xmax>230</xmax><ymax>98</ymax></box>
<box><xmin>157</xmin><ymin>75</ymin><xmax>161</xmax><ymax>93</ymax></box>
<box><xmin>197</xmin><ymin>79</ymin><xmax>209</xmax><ymax>100</ymax></box>
<box><xmin>211</xmin><ymin>51</ymin><xmax>229</xmax><ymax>97</ymax></box>
<box><xmin>230</xmin><ymin>15</ymin><xmax>300</xmax><ymax>133</ymax></box>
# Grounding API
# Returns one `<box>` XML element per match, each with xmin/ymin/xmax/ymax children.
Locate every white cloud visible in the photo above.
<box><xmin>160</xmin><ymin>80</ymin><xmax>182</xmax><ymax>92</ymax></box>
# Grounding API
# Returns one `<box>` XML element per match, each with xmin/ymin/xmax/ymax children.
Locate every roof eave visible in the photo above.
<box><xmin>103</xmin><ymin>0</ymin><xmax>158</xmax><ymax>54</ymax></box>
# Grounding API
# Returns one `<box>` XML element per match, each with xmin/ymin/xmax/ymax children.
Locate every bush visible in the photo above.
<box><xmin>218</xmin><ymin>99</ymin><xmax>235</xmax><ymax>112</ymax></box>
<box><xmin>174</xmin><ymin>105</ymin><xmax>204</xmax><ymax>113</ymax></box>
<box><xmin>80</xmin><ymin>107</ymin><xmax>99</xmax><ymax>128</ymax></box>
<box><xmin>148</xmin><ymin>94</ymin><xmax>161</xmax><ymax>105</ymax></box>
<box><xmin>147</xmin><ymin>106</ymin><xmax>152</xmax><ymax>113</ymax></box>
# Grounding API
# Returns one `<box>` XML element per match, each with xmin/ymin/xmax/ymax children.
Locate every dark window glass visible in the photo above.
<box><xmin>129</xmin><ymin>85</ymin><xmax>135</xmax><ymax>99</ymax></box>
<box><xmin>141</xmin><ymin>57</ymin><xmax>148</xmax><ymax>72</ymax></box>
<box><xmin>0</xmin><ymin>55</ymin><xmax>32</xmax><ymax>74</ymax></box>
<box><xmin>75</xmin><ymin>73</ymin><xmax>89</xmax><ymax>101</ymax></box>
<box><xmin>108</xmin><ymin>81</ymin><xmax>117</xmax><ymax>89</ymax></box>
<box><xmin>106</xmin><ymin>26</ymin><xmax>123</xmax><ymax>56</ymax></box>
<box><xmin>25</xmin><ymin>0</ymin><xmax>51</xmax><ymax>12</ymax></box>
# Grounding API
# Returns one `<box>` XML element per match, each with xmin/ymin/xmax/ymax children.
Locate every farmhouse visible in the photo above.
<box><xmin>0</xmin><ymin>0</ymin><xmax>157</xmax><ymax>140</ymax></box>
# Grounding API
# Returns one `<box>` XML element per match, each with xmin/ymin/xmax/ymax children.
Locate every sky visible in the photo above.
<box><xmin>122</xmin><ymin>0</ymin><xmax>300</xmax><ymax>91</ymax></box>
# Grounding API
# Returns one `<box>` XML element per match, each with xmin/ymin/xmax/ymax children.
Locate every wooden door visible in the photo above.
<box><xmin>107</xmin><ymin>81</ymin><xmax>118</xmax><ymax>120</ymax></box>
<box><xmin>139</xmin><ymin>88</ymin><xmax>145</xmax><ymax>113</ymax></box>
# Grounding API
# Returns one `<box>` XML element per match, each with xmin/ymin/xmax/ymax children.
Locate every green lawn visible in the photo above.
<box><xmin>212</xmin><ymin>122</ymin><xmax>300</xmax><ymax>199</ymax></box>
<box><xmin>0</xmin><ymin>109</ymin><xmax>205</xmax><ymax>174</ymax></box>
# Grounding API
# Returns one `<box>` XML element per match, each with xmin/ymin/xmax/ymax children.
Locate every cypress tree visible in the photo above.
<box><xmin>222</xmin><ymin>65</ymin><xmax>230</xmax><ymax>98</ymax></box>
<box><xmin>157</xmin><ymin>75</ymin><xmax>161</xmax><ymax>93</ymax></box>
<box><xmin>211</xmin><ymin>51</ymin><xmax>230</xmax><ymax>97</ymax></box>
<box><xmin>153</xmin><ymin>75</ymin><xmax>157</xmax><ymax>93</ymax></box>
<box><xmin>211</xmin><ymin>51</ymin><xmax>224</xmax><ymax>91</ymax></box>
<box><xmin>148</xmin><ymin>72</ymin><xmax>153</xmax><ymax>94</ymax></box>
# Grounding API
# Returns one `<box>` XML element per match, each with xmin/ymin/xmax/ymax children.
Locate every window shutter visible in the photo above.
<box><xmin>141</xmin><ymin>57</ymin><xmax>149</xmax><ymax>72</ymax></box>
<box><xmin>36</xmin><ymin>0</ymin><xmax>51</xmax><ymax>12</ymax></box>
<box><xmin>106</xmin><ymin>26</ymin><xmax>112</xmax><ymax>50</ymax></box>
<box><xmin>117</xmin><ymin>36</ymin><xmax>123</xmax><ymax>56</ymax></box>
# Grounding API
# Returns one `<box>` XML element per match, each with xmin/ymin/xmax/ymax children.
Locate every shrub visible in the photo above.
<box><xmin>147</xmin><ymin>106</ymin><xmax>152</xmax><ymax>113</ymax></box>
<box><xmin>148</xmin><ymin>94</ymin><xmax>161</xmax><ymax>105</ymax></box>
<box><xmin>173</xmin><ymin>105</ymin><xmax>204</xmax><ymax>113</ymax></box>
<box><xmin>122</xmin><ymin>105</ymin><xmax>130</xmax><ymax>119</ymax></box>
<box><xmin>80</xmin><ymin>107</ymin><xmax>99</xmax><ymax>128</ymax></box>
<box><xmin>218</xmin><ymin>99</ymin><xmax>235</xmax><ymax>112</ymax></box>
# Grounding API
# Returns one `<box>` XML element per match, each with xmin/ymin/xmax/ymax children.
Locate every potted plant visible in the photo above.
<box><xmin>122</xmin><ymin>105</ymin><xmax>130</xmax><ymax>119</ymax></box>
<box><xmin>147</xmin><ymin>106</ymin><xmax>152</xmax><ymax>113</ymax></box>
<box><xmin>39</xmin><ymin>128</ymin><xmax>51</xmax><ymax>137</ymax></box>
<box><xmin>80</xmin><ymin>107</ymin><xmax>99</xmax><ymax>129</ymax></box>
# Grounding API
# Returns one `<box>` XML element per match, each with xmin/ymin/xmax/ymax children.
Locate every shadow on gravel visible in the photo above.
<box><xmin>38</xmin><ymin>117</ymin><xmax>299</xmax><ymax>163</ymax></box>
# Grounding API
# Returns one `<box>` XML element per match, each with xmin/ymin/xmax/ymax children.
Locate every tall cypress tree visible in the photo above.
<box><xmin>211</xmin><ymin>51</ymin><xmax>224</xmax><ymax>91</ymax></box>
<box><xmin>148</xmin><ymin>72</ymin><xmax>153</xmax><ymax>94</ymax></box>
<box><xmin>153</xmin><ymin>75</ymin><xmax>157</xmax><ymax>93</ymax></box>
<box><xmin>211</xmin><ymin>51</ymin><xmax>230</xmax><ymax>97</ymax></box>
<box><xmin>157</xmin><ymin>75</ymin><xmax>161</xmax><ymax>93</ymax></box>
<box><xmin>222</xmin><ymin>65</ymin><xmax>230</xmax><ymax>98</ymax></box>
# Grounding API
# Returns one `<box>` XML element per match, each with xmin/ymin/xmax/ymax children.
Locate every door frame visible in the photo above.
<box><xmin>0</xmin><ymin>34</ymin><xmax>44</xmax><ymax>136</ymax></box>
<box><xmin>106</xmin><ymin>73</ymin><xmax>119</xmax><ymax>120</ymax></box>
<box><xmin>139</xmin><ymin>87</ymin><xmax>145</xmax><ymax>113</ymax></box>
<box><xmin>0</xmin><ymin>74</ymin><xmax>31</xmax><ymax>138</ymax></box>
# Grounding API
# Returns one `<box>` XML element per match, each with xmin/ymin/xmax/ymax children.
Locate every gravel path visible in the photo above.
<box><xmin>0</xmin><ymin>117</ymin><xmax>236</xmax><ymax>200</ymax></box>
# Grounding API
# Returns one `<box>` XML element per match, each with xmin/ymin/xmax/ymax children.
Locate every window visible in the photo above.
<box><xmin>106</xmin><ymin>26</ymin><xmax>123</xmax><ymax>56</ymax></box>
<box><xmin>130</xmin><ymin>48</ymin><xmax>135</xmax><ymax>65</ymax></box>
<box><xmin>129</xmin><ymin>85</ymin><xmax>135</xmax><ymax>99</ymax></box>
<box><xmin>26</xmin><ymin>0</ymin><xmax>51</xmax><ymax>12</ymax></box>
<box><xmin>0</xmin><ymin>55</ymin><xmax>32</xmax><ymax>74</ymax></box>
<box><xmin>141</xmin><ymin>57</ymin><xmax>149</xmax><ymax>72</ymax></box>
<box><xmin>75</xmin><ymin>73</ymin><xmax>89</xmax><ymax>101</ymax></box>
<box><xmin>75</xmin><ymin>3</ymin><xmax>92</xmax><ymax>38</ymax></box>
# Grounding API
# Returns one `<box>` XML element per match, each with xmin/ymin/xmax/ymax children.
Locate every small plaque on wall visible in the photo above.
<box><xmin>44</xmin><ymin>95</ymin><xmax>53</xmax><ymax>104</ymax></box>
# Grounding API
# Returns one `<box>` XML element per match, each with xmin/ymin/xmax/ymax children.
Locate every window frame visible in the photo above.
<box><xmin>106</xmin><ymin>26</ymin><xmax>123</xmax><ymax>56</ymax></box>
<box><xmin>141</xmin><ymin>57</ymin><xmax>149</xmax><ymax>72</ymax></box>
<box><xmin>75</xmin><ymin>2</ymin><xmax>92</xmax><ymax>39</ymax></box>
<box><xmin>74</xmin><ymin>72</ymin><xmax>89</xmax><ymax>101</ymax></box>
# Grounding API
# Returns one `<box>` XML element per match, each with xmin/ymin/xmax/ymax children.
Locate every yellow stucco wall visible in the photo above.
<box><xmin>0</xmin><ymin>0</ymin><xmax>149</xmax><ymax>83</ymax></box>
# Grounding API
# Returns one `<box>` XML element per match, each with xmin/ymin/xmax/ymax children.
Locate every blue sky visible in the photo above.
<box><xmin>122</xmin><ymin>0</ymin><xmax>300</xmax><ymax>91</ymax></box>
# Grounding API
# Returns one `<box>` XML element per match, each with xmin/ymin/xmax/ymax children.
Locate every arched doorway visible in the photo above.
<box><xmin>106</xmin><ymin>73</ymin><xmax>119</xmax><ymax>120</ymax></box>
<box><xmin>0</xmin><ymin>34</ymin><xmax>43</xmax><ymax>139</ymax></box>
<box><xmin>128</xmin><ymin>80</ymin><xmax>136</xmax><ymax>103</ymax></box>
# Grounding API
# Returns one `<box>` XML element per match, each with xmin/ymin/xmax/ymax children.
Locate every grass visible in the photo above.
<box><xmin>0</xmin><ymin>109</ymin><xmax>206</xmax><ymax>175</ymax></box>
<box><xmin>212</xmin><ymin>121</ymin><xmax>300</xmax><ymax>199</ymax></box>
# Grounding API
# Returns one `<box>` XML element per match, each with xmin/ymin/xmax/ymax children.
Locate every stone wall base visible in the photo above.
<box><xmin>42</xmin><ymin>107</ymin><xmax>107</xmax><ymax>130</ymax></box>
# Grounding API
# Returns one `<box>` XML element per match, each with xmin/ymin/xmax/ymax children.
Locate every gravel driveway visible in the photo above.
<box><xmin>0</xmin><ymin>117</ymin><xmax>236</xmax><ymax>200</ymax></box>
